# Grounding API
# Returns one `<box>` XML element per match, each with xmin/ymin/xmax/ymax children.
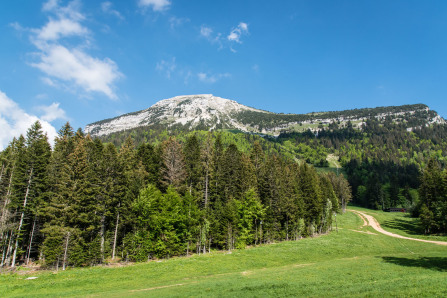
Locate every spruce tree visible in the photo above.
<box><xmin>184</xmin><ymin>134</ymin><xmax>202</xmax><ymax>195</ymax></box>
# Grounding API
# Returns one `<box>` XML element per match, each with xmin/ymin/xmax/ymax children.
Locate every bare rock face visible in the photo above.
<box><xmin>85</xmin><ymin>94</ymin><xmax>444</xmax><ymax>137</ymax></box>
<box><xmin>85</xmin><ymin>94</ymin><xmax>269</xmax><ymax>137</ymax></box>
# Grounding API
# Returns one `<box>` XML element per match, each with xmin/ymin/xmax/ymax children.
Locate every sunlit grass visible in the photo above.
<box><xmin>1</xmin><ymin>210</ymin><xmax>446</xmax><ymax>297</ymax></box>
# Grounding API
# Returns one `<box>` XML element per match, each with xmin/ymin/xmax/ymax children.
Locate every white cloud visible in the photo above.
<box><xmin>28</xmin><ymin>0</ymin><xmax>122</xmax><ymax>99</ymax></box>
<box><xmin>201</xmin><ymin>22</ymin><xmax>248</xmax><ymax>51</ymax></box>
<box><xmin>239</xmin><ymin>22</ymin><xmax>248</xmax><ymax>32</ymax></box>
<box><xmin>227</xmin><ymin>22</ymin><xmax>249</xmax><ymax>43</ymax></box>
<box><xmin>41</xmin><ymin>77</ymin><xmax>58</xmax><ymax>87</ymax></box>
<box><xmin>101</xmin><ymin>2</ymin><xmax>124</xmax><ymax>20</ymax></box>
<box><xmin>169</xmin><ymin>16</ymin><xmax>189</xmax><ymax>29</ymax></box>
<box><xmin>43</xmin><ymin>0</ymin><xmax>85</xmax><ymax>21</ymax></box>
<box><xmin>156</xmin><ymin>58</ymin><xmax>177</xmax><ymax>79</ymax></box>
<box><xmin>42</xmin><ymin>0</ymin><xmax>59</xmax><ymax>12</ymax></box>
<box><xmin>32</xmin><ymin>44</ymin><xmax>122</xmax><ymax>99</ymax></box>
<box><xmin>197</xmin><ymin>72</ymin><xmax>231</xmax><ymax>84</ymax></box>
<box><xmin>38</xmin><ymin>102</ymin><xmax>68</xmax><ymax>122</ymax></box>
<box><xmin>138</xmin><ymin>0</ymin><xmax>171</xmax><ymax>11</ymax></box>
<box><xmin>9</xmin><ymin>22</ymin><xmax>25</xmax><ymax>32</ymax></box>
<box><xmin>0</xmin><ymin>91</ymin><xmax>58</xmax><ymax>150</ymax></box>
<box><xmin>35</xmin><ymin>18</ymin><xmax>89</xmax><ymax>41</ymax></box>
<box><xmin>200</xmin><ymin>25</ymin><xmax>213</xmax><ymax>38</ymax></box>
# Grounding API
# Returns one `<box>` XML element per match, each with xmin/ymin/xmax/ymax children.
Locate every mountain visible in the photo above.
<box><xmin>85</xmin><ymin>94</ymin><xmax>445</xmax><ymax>137</ymax></box>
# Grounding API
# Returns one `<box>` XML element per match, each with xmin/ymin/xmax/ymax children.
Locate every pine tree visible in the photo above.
<box><xmin>137</xmin><ymin>143</ymin><xmax>161</xmax><ymax>187</ymax></box>
<box><xmin>40</xmin><ymin>122</ymin><xmax>75</xmax><ymax>268</ymax></box>
<box><xmin>298</xmin><ymin>163</ymin><xmax>323</xmax><ymax>236</ymax></box>
<box><xmin>100</xmin><ymin>143</ymin><xmax>126</xmax><ymax>261</ymax></box>
<box><xmin>201</xmin><ymin>133</ymin><xmax>213</xmax><ymax>208</ymax></box>
<box><xmin>12</xmin><ymin>122</ymin><xmax>51</xmax><ymax>267</ymax></box>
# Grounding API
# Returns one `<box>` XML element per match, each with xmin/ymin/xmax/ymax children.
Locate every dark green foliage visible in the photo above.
<box><xmin>416</xmin><ymin>159</ymin><xmax>447</xmax><ymax>234</ymax></box>
<box><xmin>1</xmin><ymin>121</ymin><xmax>350</xmax><ymax>268</ymax></box>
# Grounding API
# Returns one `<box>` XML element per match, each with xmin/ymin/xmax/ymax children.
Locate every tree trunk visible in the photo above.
<box><xmin>1</xmin><ymin>166</ymin><xmax>14</xmax><ymax>224</ymax></box>
<box><xmin>112</xmin><ymin>204</ymin><xmax>120</xmax><ymax>260</ymax></box>
<box><xmin>255</xmin><ymin>219</ymin><xmax>258</xmax><ymax>245</ymax></box>
<box><xmin>100</xmin><ymin>213</ymin><xmax>105</xmax><ymax>262</ymax></box>
<box><xmin>12</xmin><ymin>167</ymin><xmax>33</xmax><ymax>268</ymax></box>
<box><xmin>100</xmin><ymin>216</ymin><xmax>105</xmax><ymax>261</ymax></box>
<box><xmin>208</xmin><ymin>237</ymin><xmax>211</xmax><ymax>253</ymax></box>
<box><xmin>204</xmin><ymin>169</ymin><xmax>209</xmax><ymax>208</ymax></box>
<box><xmin>62</xmin><ymin>232</ymin><xmax>70</xmax><ymax>270</ymax></box>
<box><xmin>0</xmin><ymin>163</ymin><xmax>4</xmax><ymax>182</ymax></box>
<box><xmin>26</xmin><ymin>216</ymin><xmax>37</xmax><ymax>265</ymax></box>
<box><xmin>227</xmin><ymin>224</ymin><xmax>231</xmax><ymax>251</ymax></box>
<box><xmin>4</xmin><ymin>231</ymin><xmax>14</xmax><ymax>267</ymax></box>
<box><xmin>1</xmin><ymin>232</ymin><xmax>9</xmax><ymax>267</ymax></box>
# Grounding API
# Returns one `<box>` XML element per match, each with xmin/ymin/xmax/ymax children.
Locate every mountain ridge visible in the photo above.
<box><xmin>85</xmin><ymin>94</ymin><xmax>445</xmax><ymax>137</ymax></box>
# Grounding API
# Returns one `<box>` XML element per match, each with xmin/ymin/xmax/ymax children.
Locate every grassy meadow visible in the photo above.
<box><xmin>1</xmin><ymin>210</ymin><xmax>447</xmax><ymax>297</ymax></box>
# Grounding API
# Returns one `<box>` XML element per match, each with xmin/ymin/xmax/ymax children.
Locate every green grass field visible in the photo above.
<box><xmin>1</xmin><ymin>210</ymin><xmax>447</xmax><ymax>297</ymax></box>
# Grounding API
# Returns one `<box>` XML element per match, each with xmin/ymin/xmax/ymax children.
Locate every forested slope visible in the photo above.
<box><xmin>275</xmin><ymin>119</ymin><xmax>447</xmax><ymax>234</ymax></box>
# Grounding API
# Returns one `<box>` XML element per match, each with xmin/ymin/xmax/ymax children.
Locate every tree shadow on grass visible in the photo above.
<box><xmin>382</xmin><ymin>256</ymin><xmax>447</xmax><ymax>272</ymax></box>
<box><xmin>382</xmin><ymin>217</ymin><xmax>424</xmax><ymax>236</ymax></box>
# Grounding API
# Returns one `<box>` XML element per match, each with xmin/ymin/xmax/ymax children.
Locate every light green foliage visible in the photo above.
<box><xmin>127</xmin><ymin>185</ymin><xmax>187</xmax><ymax>260</ymax></box>
<box><xmin>235</xmin><ymin>188</ymin><xmax>266</xmax><ymax>248</ymax></box>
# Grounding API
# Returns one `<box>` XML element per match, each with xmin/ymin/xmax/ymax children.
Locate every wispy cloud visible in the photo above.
<box><xmin>200</xmin><ymin>25</ymin><xmax>213</xmax><ymax>39</ymax></box>
<box><xmin>155</xmin><ymin>57</ymin><xmax>230</xmax><ymax>85</ymax></box>
<box><xmin>156</xmin><ymin>57</ymin><xmax>177</xmax><ymax>79</ymax></box>
<box><xmin>169</xmin><ymin>16</ymin><xmax>189</xmax><ymax>29</ymax></box>
<box><xmin>197</xmin><ymin>72</ymin><xmax>231</xmax><ymax>84</ymax></box>
<box><xmin>101</xmin><ymin>1</ymin><xmax>124</xmax><ymax>20</ymax></box>
<box><xmin>200</xmin><ymin>22</ymin><xmax>249</xmax><ymax>52</ymax></box>
<box><xmin>227</xmin><ymin>22</ymin><xmax>248</xmax><ymax>43</ymax></box>
<box><xmin>9</xmin><ymin>22</ymin><xmax>25</xmax><ymax>32</ymax></box>
<box><xmin>0</xmin><ymin>90</ymin><xmax>59</xmax><ymax>150</ymax></box>
<box><xmin>138</xmin><ymin>0</ymin><xmax>171</xmax><ymax>12</ymax></box>
<box><xmin>42</xmin><ymin>0</ymin><xmax>85</xmax><ymax>21</ymax></box>
<box><xmin>15</xmin><ymin>0</ymin><xmax>123</xmax><ymax>99</ymax></box>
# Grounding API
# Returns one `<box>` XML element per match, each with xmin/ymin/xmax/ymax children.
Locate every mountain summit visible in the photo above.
<box><xmin>85</xmin><ymin>94</ymin><xmax>444</xmax><ymax>137</ymax></box>
<box><xmin>85</xmin><ymin>94</ymin><xmax>269</xmax><ymax>136</ymax></box>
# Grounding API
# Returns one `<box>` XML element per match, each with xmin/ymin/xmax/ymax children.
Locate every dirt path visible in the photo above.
<box><xmin>348</xmin><ymin>209</ymin><xmax>447</xmax><ymax>246</ymax></box>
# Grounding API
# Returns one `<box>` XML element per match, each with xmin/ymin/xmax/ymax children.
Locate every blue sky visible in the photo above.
<box><xmin>1</xmin><ymin>0</ymin><xmax>447</xmax><ymax>149</ymax></box>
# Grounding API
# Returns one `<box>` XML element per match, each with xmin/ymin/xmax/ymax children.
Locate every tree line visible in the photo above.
<box><xmin>0</xmin><ymin>121</ymin><xmax>350</xmax><ymax>269</ymax></box>
<box><xmin>277</xmin><ymin>119</ymin><xmax>447</xmax><ymax>211</ymax></box>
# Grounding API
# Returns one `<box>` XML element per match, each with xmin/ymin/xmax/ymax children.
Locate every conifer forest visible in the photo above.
<box><xmin>0</xmin><ymin>121</ymin><xmax>350</xmax><ymax>269</ymax></box>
